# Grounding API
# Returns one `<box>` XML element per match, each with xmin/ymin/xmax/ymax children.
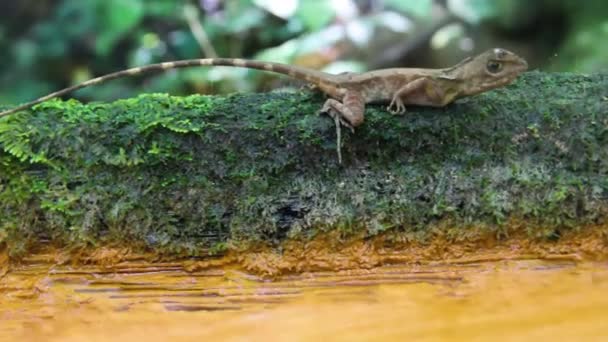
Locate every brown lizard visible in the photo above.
<box><xmin>0</xmin><ymin>48</ymin><xmax>527</xmax><ymax>161</ymax></box>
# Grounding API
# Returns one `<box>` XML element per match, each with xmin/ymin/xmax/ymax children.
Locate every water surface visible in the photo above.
<box><xmin>1</xmin><ymin>257</ymin><xmax>607</xmax><ymax>341</ymax></box>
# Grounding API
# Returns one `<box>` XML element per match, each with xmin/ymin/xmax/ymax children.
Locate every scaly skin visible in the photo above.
<box><xmin>319</xmin><ymin>48</ymin><xmax>528</xmax><ymax>128</ymax></box>
<box><xmin>0</xmin><ymin>49</ymin><xmax>527</xmax><ymax>162</ymax></box>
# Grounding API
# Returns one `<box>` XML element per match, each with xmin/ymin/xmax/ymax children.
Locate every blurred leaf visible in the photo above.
<box><xmin>13</xmin><ymin>40</ymin><xmax>38</xmax><ymax>68</ymax></box>
<box><xmin>371</xmin><ymin>11</ymin><xmax>413</xmax><ymax>33</ymax></box>
<box><xmin>96</xmin><ymin>0</ymin><xmax>145</xmax><ymax>56</ymax></box>
<box><xmin>1</xmin><ymin>78</ymin><xmax>54</xmax><ymax>105</ymax></box>
<box><xmin>54</xmin><ymin>0</ymin><xmax>97</xmax><ymax>37</ymax></box>
<box><xmin>295</xmin><ymin>1</ymin><xmax>335</xmax><ymax>31</ymax></box>
<box><xmin>254</xmin><ymin>40</ymin><xmax>297</xmax><ymax>64</ymax></box>
<box><xmin>223</xmin><ymin>0</ymin><xmax>267</xmax><ymax>33</ymax></box>
<box><xmin>31</xmin><ymin>22</ymin><xmax>68</xmax><ymax>58</ymax></box>
<box><xmin>346</xmin><ymin>19</ymin><xmax>374</xmax><ymax>47</ymax></box>
<box><xmin>447</xmin><ymin>0</ymin><xmax>499</xmax><ymax>24</ymax></box>
<box><xmin>551</xmin><ymin>21</ymin><xmax>608</xmax><ymax>72</ymax></box>
<box><xmin>384</xmin><ymin>0</ymin><xmax>432</xmax><ymax>17</ymax></box>
<box><xmin>430</xmin><ymin>23</ymin><xmax>465</xmax><ymax>49</ymax></box>
<box><xmin>449</xmin><ymin>0</ymin><xmax>537</xmax><ymax>28</ymax></box>
<box><xmin>322</xmin><ymin>60</ymin><xmax>366</xmax><ymax>74</ymax></box>
<box><xmin>254</xmin><ymin>0</ymin><xmax>298</xmax><ymax>18</ymax></box>
<box><xmin>144</xmin><ymin>0</ymin><xmax>181</xmax><ymax>17</ymax></box>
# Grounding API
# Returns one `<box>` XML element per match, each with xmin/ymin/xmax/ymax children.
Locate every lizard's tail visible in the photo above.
<box><xmin>0</xmin><ymin>58</ymin><xmax>334</xmax><ymax>118</ymax></box>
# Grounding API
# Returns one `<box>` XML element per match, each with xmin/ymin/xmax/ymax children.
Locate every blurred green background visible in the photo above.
<box><xmin>0</xmin><ymin>0</ymin><xmax>607</xmax><ymax>106</ymax></box>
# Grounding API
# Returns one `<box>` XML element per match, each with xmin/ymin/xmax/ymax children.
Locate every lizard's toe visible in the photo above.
<box><xmin>339</xmin><ymin>118</ymin><xmax>355</xmax><ymax>133</ymax></box>
<box><xmin>397</xmin><ymin>104</ymin><xmax>407</xmax><ymax>114</ymax></box>
<box><xmin>388</xmin><ymin>100</ymin><xmax>406</xmax><ymax>115</ymax></box>
<box><xmin>318</xmin><ymin>107</ymin><xmax>331</xmax><ymax>116</ymax></box>
<box><xmin>322</xmin><ymin>109</ymin><xmax>354</xmax><ymax>132</ymax></box>
<box><xmin>387</xmin><ymin>104</ymin><xmax>397</xmax><ymax>114</ymax></box>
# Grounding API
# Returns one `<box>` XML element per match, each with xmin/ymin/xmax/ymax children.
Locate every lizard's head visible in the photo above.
<box><xmin>461</xmin><ymin>48</ymin><xmax>528</xmax><ymax>96</ymax></box>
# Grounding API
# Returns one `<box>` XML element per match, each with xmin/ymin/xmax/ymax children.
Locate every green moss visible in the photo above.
<box><xmin>1</xmin><ymin>71</ymin><xmax>607</xmax><ymax>256</ymax></box>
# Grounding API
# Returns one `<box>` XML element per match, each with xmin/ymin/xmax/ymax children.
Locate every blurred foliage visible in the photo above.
<box><xmin>0</xmin><ymin>0</ymin><xmax>607</xmax><ymax>106</ymax></box>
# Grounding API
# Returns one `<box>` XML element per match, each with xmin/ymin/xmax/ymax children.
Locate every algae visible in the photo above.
<box><xmin>0</xmin><ymin>71</ymin><xmax>607</xmax><ymax>257</ymax></box>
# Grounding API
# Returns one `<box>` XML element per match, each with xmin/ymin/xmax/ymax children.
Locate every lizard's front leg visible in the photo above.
<box><xmin>387</xmin><ymin>77</ymin><xmax>429</xmax><ymax>114</ymax></box>
<box><xmin>318</xmin><ymin>91</ymin><xmax>365</xmax><ymax>163</ymax></box>
<box><xmin>319</xmin><ymin>90</ymin><xmax>365</xmax><ymax>129</ymax></box>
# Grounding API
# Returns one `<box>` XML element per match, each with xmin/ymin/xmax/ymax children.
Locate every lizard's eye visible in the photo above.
<box><xmin>486</xmin><ymin>61</ymin><xmax>503</xmax><ymax>74</ymax></box>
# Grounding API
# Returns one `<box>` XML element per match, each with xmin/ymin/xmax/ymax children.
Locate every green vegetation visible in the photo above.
<box><xmin>1</xmin><ymin>71</ymin><xmax>606</xmax><ymax>257</ymax></box>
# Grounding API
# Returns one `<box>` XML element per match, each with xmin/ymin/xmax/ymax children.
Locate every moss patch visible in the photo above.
<box><xmin>1</xmin><ymin>71</ymin><xmax>607</xmax><ymax>257</ymax></box>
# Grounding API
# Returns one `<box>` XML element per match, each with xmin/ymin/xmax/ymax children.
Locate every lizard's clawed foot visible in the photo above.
<box><xmin>319</xmin><ymin>108</ymin><xmax>355</xmax><ymax>133</ymax></box>
<box><xmin>387</xmin><ymin>97</ymin><xmax>406</xmax><ymax>115</ymax></box>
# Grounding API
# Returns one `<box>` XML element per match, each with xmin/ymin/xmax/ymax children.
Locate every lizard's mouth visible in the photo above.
<box><xmin>518</xmin><ymin>59</ymin><xmax>529</xmax><ymax>72</ymax></box>
<box><xmin>490</xmin><ymin>61</ymin><xmax>527</xmax><ymax>88</ymax></box>
<box><xmin>482</xmin><ymin>73</ymin><xmax>521</xmax><ymax>91</ymax></box>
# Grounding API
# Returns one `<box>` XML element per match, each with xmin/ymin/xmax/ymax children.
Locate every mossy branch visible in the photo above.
<box><xmin>1</xmin><ymin>71</ymin><xmax>607</xmax><ymax>256</ymax></box>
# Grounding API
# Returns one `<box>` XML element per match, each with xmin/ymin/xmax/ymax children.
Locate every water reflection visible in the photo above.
<box><xmin>1</xmin><ymin>258</ymin><xmax>607</xmax><ymax>341</ymax></box>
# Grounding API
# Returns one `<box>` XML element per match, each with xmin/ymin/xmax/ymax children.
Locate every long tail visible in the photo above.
<box><xmin>0</xmin><ymin>58</ymin><xmax>334</xmax><ymax>118</ymax></box>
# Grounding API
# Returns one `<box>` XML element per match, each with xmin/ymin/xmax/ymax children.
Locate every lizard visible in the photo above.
<box><xmin>0</xmin><ymin>48</ymin><xmax>528</xmax><ymax>162</ymax></box>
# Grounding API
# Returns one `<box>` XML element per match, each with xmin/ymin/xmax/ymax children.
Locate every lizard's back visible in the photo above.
<box><xmin>337</xmin><ymin>68</ymin><xmax>445</xmax><ymax>103</ymax></box>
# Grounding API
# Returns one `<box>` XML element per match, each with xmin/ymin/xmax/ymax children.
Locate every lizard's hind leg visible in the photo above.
<box><xmin>318</xmin><ymin>91</ymin><xmax>365</xmax><ymax>163</ymax></box>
